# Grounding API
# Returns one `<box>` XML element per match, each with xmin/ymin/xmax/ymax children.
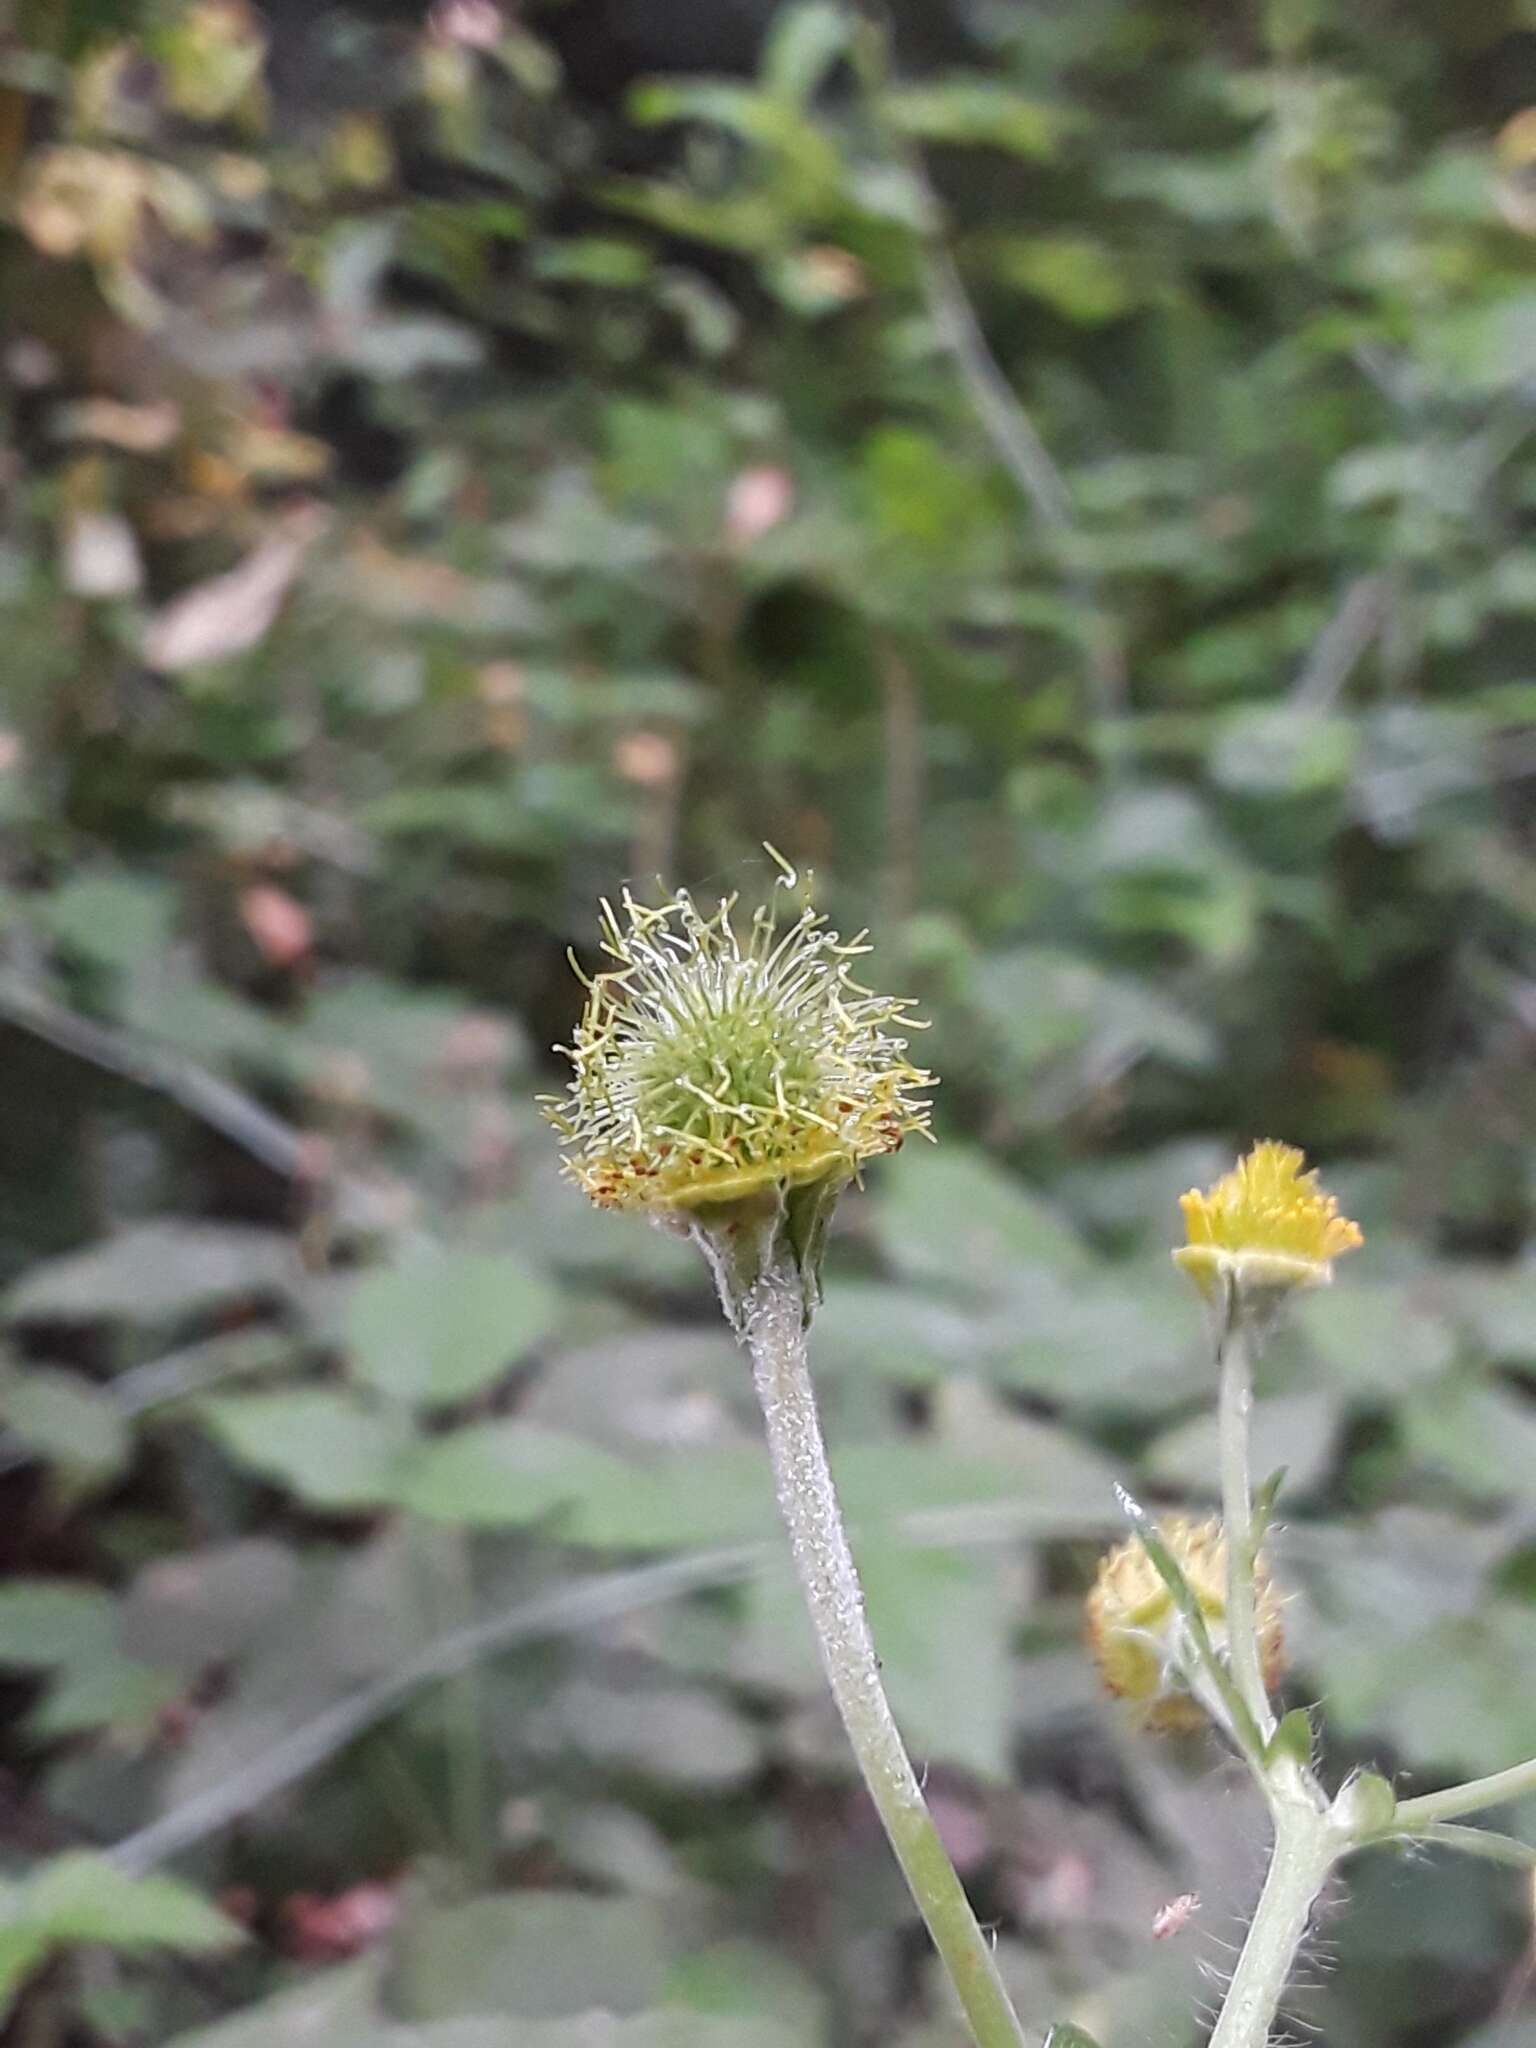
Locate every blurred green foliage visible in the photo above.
<box><xmin>3</xmin><ymin>0</ymin><xmax>1536</xmax><ymax>2042</ymax></box>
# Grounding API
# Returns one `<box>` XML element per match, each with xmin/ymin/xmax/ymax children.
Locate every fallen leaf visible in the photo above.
<box><xmin>141</xmin><ymin>506</ymin><xmax>327</xmax><ymax>672</ymax></box>
<box><xmin>61</xmin><ymin>510</ymin><xmax>143</xmax><ymax>598</ymax></box>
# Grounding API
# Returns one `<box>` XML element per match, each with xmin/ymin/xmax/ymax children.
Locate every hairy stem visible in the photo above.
<box><xmin>1394</xmin><ymin>1756</ymin><xmax>1536</xmax><ymax>1830</ymax></box>
<box><xmin>743</xmin><ymin>1266</ymin><xmax>1028</xmax><ymax>2048</ymax></box>
<box><xmin>1208</xmin><ymin>1772</ymin><xmax>1336</xmax><ymax>2048</ymax></box>
<box><xmin>1218</xmin><ymin>1310</ymin><xmax>1277</xmax><ymax>1745</ymax></box>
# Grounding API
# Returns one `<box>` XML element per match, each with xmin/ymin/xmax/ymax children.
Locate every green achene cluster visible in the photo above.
<box><xmin>544</xmin><ymin>858</ymin><xmax>932</xmax><ymax>1214</ymax></box>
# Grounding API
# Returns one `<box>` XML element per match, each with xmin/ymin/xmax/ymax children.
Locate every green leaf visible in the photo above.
<box><xmin>761</xmin><ymin>1</ymin><xmax>851</xmax><ymax>104</ymax></box>
<box><xmin>346</xmin><ymin>1249</ymin><xmax>558</xmax><ymax>1408</ymax></box>
<box><xmin>161</xmin><ymin>1958</ymin><xmax>384</xmax><ymax>2048</ymax></box>
<box><xmin>394</xmin><ymin>1891</ymin><xmax>673</xmax><ymax>2021</ymax></box>
<box><xmin>883</xmin><ymin>78</ymin><xmax>1066</xmax><ymax>157</ymax></box>
<box><xmin>1210</xmin><ymin>705</ymin><xmax>1359</xmax><ymax>796</ymax></box>
<box><xmin>0</xmin><ymin>1854</ymin><xmax>241</xmax><ymax>2023</ymax></box>
<box><xmin>1294</xmin><ymin>1283</ymin><xmax>1455</xmax><ymax>1397</ymax></box>
<box><xmin>1145</xmin><ymin>1394</ymin><xmax>1335</xmax><ymax>1502</ymax></box>
<box><xmin>42</xmin><ymin>873</ymin><xmax>174</xmax><ymax>973</ymax></box>
<box><xmin>854</xmin><ymin>1545</ymin><xmax>1013</xmax><ymax>1778</ymax></box>
<box><xmin>1400</xmin><ymin>1379</ymin><xmax>1536</xmax><ymax>1507</ymax></box>
<box><xmin>1045</xmin><ymin>2027</ymin><xmax>1106</xmax><ymax>2048</ymax></box>
<box><xmin>200</xmin><ymin>1390</ymin><xmax>403</xmax><ymax>1508</ymax></box>
<box><xmin>990</xmin><ymin>232</ymin><xmax>1134</xmax><ymax>324</ymax></box>
<box><xmin>1</xmin><ymin>1365</ymin><xmax>130</xmax><ymax>1493</ymax></box>
<box><xmin>540</xmin><ymin>1673</ymin><xmax>760</xmax><ymax>1790</ymax></box>
<box><xmin>0</xmin><ymin>1927</ymin><xmax>53</xmax><ymax>2028</ymax></box>
<box><xmin>161</xmin><ymin>1965</ymin><xmax>808</xmax><ymax>2048</ymax></box>
<box><xmin>804</xmin><ymin>1282</ymin><xmax>981</xmax><ymax>1387</ymax></box>
<box><xmin>26</xmin><ymin>1853</ymin><xmax>241</xmax><ymax>1951</ymax></box>
<box><xmin>0</xmin><ymin>1581</ymin><xmax>116</xmax><ymax>1669</ymax></box>
<box><xmin>0</xmin><ymin>1578</ymin><xmax>169</xmax><ymax>1739</ymax></box>
<box><xmin>28</xmin><ymin>1657</ymin><xmax>176</xmax><ymax>1740</ymax></box>
<box><xmin>6</xmin><ymin>1223</ymin><xmax>295</xmax><ymax>1329</ymax></box>
<box><xmin>396</xmin><ymin>1421</ymin><xmax>633</xmax><ymax>1527</ymax></box>
<box><xmin>563</xmin><ymin>1444</ymin><xmax>778</xmax><ymax>1551</ymax></box>
<box><xmin>875</xmin><ymin>1145</ymin><xmax>1089</xmax><ymax>1297</ymax></box>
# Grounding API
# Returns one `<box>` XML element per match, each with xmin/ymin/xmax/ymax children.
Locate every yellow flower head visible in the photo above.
<box><xmin>1086</xmin><ymin>1516</ymin><xmax>1286</xmax><ymax>1732</ymax></box>
<box><xmin>544</xmin><ymin>856</ymin><xmax>932</xmax><ymax>1215</ymax></box>
<box><xmin>1173</xmin><ymin>1141</ymin><xmax>1362</xmax><ymax>1302</ymax></box>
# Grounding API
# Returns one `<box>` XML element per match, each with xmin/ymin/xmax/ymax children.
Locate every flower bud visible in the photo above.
<box><xmin>1086</xmin><ymin>1517</ymin><xmax>1286</xmax><ymax>1732</ymax></box>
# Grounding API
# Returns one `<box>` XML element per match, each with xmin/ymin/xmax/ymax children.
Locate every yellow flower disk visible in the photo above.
<box><xmin>1086</xmin><ymin>1516</ymin><xmax>1286</xmax><ymax>1732</ymax></box>
<box><xmin>543</xmin><ymin>860</ymin><xmax>932</xmax><ymax>1213</ymax></box>
<box><xmin>1174</xmin><ymin>1140</ymin><xmax>1362</xmax><ymax>1300</ymax></box>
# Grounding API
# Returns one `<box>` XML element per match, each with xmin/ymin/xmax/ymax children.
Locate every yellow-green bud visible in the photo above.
<box><xmin>1086</xmin><ymin>1516</ymin><xmax>1286</xmax><ymax>1733</ymax></box>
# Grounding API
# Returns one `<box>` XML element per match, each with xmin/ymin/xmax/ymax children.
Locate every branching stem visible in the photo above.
<box><xmin>1208</xmin><ymin>1766</ymin><xmax>1337</xmax><ymax>2048</ymax></box>
<box><xmin>1394</xmin><ymin>1756</ymin><xmax>1536</xmax><ymax>1830</ymax></box>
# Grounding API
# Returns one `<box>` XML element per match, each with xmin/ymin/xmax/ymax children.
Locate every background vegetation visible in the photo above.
<box><xmin>3</xmin><ymin>1</ymin><xmax>1536</xmax><ymax>2042</ymax></box>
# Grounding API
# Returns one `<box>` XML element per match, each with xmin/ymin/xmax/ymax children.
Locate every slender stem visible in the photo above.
<box><xmin>1394</xmin><ymin>1756</ymin><xmax>1536</xmax><ymax>1830</ymax></box>
<box><xmin>1217</xmin><ymin>1308</ymin><xmax>1277</xmax><ymax>1744</ymax></box>
<box><xmin>1208</xmin><ymin>1776</ymin><xmax>1336</xmax><ymax>2048</ymax></box>
<box><xmin>742</xmin><ymin>1267</ymin><xmax>1029</xmax><ymax>2048</ymax></box>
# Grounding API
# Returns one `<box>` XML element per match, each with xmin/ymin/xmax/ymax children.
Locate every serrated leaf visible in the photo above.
<box><xmin>346</xmin><ymin>1249</ymin><xmax>558</xmax><ymax>1408</ymax></box>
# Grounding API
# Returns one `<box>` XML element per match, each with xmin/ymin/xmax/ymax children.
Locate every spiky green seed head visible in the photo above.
<box><xmin>542</xmin><ymin>856</ymin><xmax>933</xmax><ymax>1220</ymax></box>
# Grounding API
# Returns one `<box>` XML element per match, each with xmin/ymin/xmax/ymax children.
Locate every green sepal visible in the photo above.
<box><xmin>1332</xmin><ymin>1768</ymin><xmax>1396</xmax><ymax>1839</ymax></box>
<box><xmin>782</xmin><ymin>1168</ymin><xmax>851</xmax><ymax>1320</ymax></box>
<box><xmin>1265</xmin><ymin>1706</ymin><xmax>1314</xmax><ymax>1773</ymax></box>
<box><xmin>1114</xmin><ymin>1484</ymin><xmax>1266</xmax><ymax>1759</ymax></box>
<box><xmin>684</xmin><ymin>1173</ymin><xmax>848</xmax><ymax>1335</ymax></box>
<box><xmin>1252</xmin><ymin>1466</ymin><xmax>1288</xmax><ymax>1545</ymax></box>
<box><xmin>681</xmin><ymin>1190</ymin><xmax>786</xmax><ymax>1334</ymax></box>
